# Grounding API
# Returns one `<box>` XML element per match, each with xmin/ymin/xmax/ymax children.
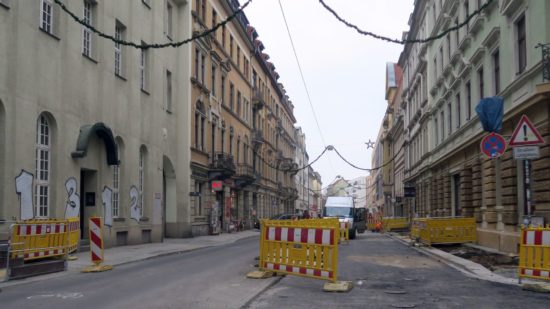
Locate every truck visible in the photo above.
<box><xmin>323</xmin><ymin>196</ymin><xmax>366</xmax><ymax>239</ymax></box>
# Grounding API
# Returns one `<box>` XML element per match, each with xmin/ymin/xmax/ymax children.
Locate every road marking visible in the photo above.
<box><xmin>27</xmin><ymin>292</ymin><xmax>84</xmax><ymax>300</ymax></box>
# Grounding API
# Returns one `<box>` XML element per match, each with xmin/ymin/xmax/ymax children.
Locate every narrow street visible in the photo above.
<box><xmin>2</xmin><ymin>233</ymin><xmax>550</xmax><ymax>308</ymax></box>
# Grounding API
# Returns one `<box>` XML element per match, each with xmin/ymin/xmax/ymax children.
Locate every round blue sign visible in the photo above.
<box><xmin>480</xmin><ymin>133</ymin><xmax>507</xmax><ymax>158</ymax></box>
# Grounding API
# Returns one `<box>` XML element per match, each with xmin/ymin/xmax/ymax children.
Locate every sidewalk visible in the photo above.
<box><xmin>1</xmin><ymin>229</ymin><xmax>259</xmax><ymax>288</ymax></box>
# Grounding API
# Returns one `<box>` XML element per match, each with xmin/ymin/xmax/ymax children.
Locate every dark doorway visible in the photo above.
<box><xmin>80</xmin><ymin>169</ymin><xmax>97</xmax><ymax>239</ymax></box>
<box><xmin>453</xmin><ymin>174</ymin><xmax>461</xmax><ymax>216</ymax></box>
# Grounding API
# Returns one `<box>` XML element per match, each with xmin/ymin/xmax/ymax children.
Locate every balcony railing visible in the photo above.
<box><xmin>537</xmin><ymin>43</ymin><xmax>550</xmax><ymax>82</ymax></box>
<box><xmin>252</xmin><ymin>87</ymin><xmax>265</xmax><ymax>110</ymax></box>
<box><xmin>209</xmin><ymin>152</ymin><xmax>236</xmax><ymax>173</ymax></box>
<box><xmin>236</xmin><ymin>164</ymin><xmax>254</xmax><ymax>179</ymax></box>
<box><xmin>252</xmin><ymin>129</ymin><xmax>263</xmax><ymax>145</ymax></box>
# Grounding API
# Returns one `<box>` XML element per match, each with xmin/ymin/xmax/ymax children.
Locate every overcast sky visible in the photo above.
<box><xmin>245</xmin><ymin>0</ymin><xmax>415</xmax><ymax>186</ymax></box>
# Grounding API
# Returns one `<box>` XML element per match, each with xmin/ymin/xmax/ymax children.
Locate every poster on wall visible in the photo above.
<box><xmin>129</xmin><ymin>185</ymin><xmax>141</xmax><ymax>221</ymax></box>
<box><xmin>15</xmin><ymin>170</ymin><xmax>34</xmax><ymax>220</ymax></box>
<box><xmin>102</xmin><ymin>186</ymin><xmax>113</xmax><ymax>227</ymax></box>
<box><xmin>64</xmin><ymin>177</ymin><xmax>80</xmax><ymax>219</ymax></box>
<box><xmin>152</xmin><ymin>193</ymin><xmax>162</xmax><ymax>225</ymax></box>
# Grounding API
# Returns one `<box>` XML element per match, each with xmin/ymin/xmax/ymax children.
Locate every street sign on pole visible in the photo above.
<box><xmin>509</xmin><ymin>115</ymin><xmax>545</xmax><ymax>146</ymax></box>
<box><xmin>480</xmin><ymin>132</ymin><xmax>507</xmax><ymax>158</ymax></box>
<box><xmin>513</xmin><ymin>146</ymin><xmax>540</xmax><ymax>160</ymax></box>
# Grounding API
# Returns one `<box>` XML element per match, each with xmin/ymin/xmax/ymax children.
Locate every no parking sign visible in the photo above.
<box><xmin>480</xmin><ymin>132</ymin><xmax>507</xmax><ymax>158</ymax></box>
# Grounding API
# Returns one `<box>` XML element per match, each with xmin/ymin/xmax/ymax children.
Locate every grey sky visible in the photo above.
<box><xmin>245</xmin><ymin>0</ymin><xmax>414</xmax><ymax>186</ymax></box>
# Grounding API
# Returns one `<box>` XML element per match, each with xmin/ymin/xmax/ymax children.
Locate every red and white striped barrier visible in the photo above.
<box><xmin>89</xmin><ymin>217</ymin><xmax>104</xmax><ymax>264</ymax></box>
<box><xmin>11</xmin><ymin>221</ymin><xmax>68</xmax><ymax>261</ymax></box>
<box><xmin>16</xmin><ymin>223</ymin><xmax>66</xmax><ymax>236</ymax></box>
<box><xmin>265</xmin><ymin>226</ymin><xmax>335</xmax><ymax>245</ymax></box>
<box><xmin>264</xmin><ymin>262</ymin><xmax>334</xmax><ymax>280</ymax></box>
<box><xmin>519</xmin><ymin>228</ymin><xmax>550</xmax><ymax>283</ymax></box>
<box><xmin>523</xmin><ymin>230</ymin><xmax>550</xmax><ymax>246</ymax></box>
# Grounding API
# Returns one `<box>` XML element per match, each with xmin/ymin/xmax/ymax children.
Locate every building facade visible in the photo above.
<box><xmin>294</xmin><ymin>127</ymin><xmax>309</xmax><ymax>213</ymax></box>
<box><xmin>0</xmin><ymin>0</ymin><xmax>193</xmax><ymax>245</ymax></box>
<box><xmin>189</xmin><ymin>0</ymin><xmax>298</xmax><ymax>235</ymax></box>
<box><xmin>398</xmin><ymin>0</ymin><xmax>550</xmax><ymax>253</ymax></box>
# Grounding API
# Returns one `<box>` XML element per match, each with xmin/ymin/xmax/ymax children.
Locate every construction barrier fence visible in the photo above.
<box><xmin>260</xmin><ymin>218</ymin><xmax>339</xmax><ymax>282</ymax></box>
<box><xmin>367</xmin><ymin>213</ymin><xmax>382</xmax><ymax>231</ymax></box>
<box><xmin>10</xmin><ymin>219</ymin><xmax>69</xmax><ymax>261</ymax></box>
<box><xmin>410</xmin><ymin>217</ymin><xmax>476</xmax><ymax>245</ymax></box>
<box><xmin>67</xmin><ymin>217</ymin><xmax>80</xmax><ymax>253</ymax></box>
<box><xmin>382</xmin><ymin>217</ymin><xmax>410</xmax><ymax>232</ymax></box>
<box><xmin>518</xmin><ymin>226</ymin><xmax>550</xmax><ymax>283</ymax></box>
<box><xmin>339</xmin><ymin>221</ymin><xmax>349</xmax><ymax>243</ymax></box>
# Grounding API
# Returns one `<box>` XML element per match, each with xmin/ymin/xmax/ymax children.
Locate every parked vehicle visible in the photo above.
<box><xmin>323</xmin><ymin>196</ymin><xmax>366</xmax><ymax>239</ymax></box>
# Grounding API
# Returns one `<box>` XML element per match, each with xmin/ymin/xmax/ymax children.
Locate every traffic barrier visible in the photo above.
<box><xmin>518</xmin><ymin>226</ymin><xmax>550</xmax><ymax>283</ymax></box>
<box><xmin>82</xmin><ymin>217</ymin><xmax>112</xmax><ymax>272</ymax></box>
<box><xmin>248</xmin><ymin>218</ymin><xmax>352</xmax><ymax>291</ymax></box>
<box><xmin>383</xmin><ymin>217</ymin><xmax>410</xmax><ymax>232</ymax></box>
<box><xmin>410</xmin><ymin>217</ymin><xmax>476</xmax><ymax>245</ymax></box>
<box><xmin>10</xmin><ymin>219</ymin><xmax>68</xmax><ymax>261</ymax></box>
<box><xmin>67</xmin><ymin>217</ymin><xmax>80</xmax><ymax>254</ymax></box>
<box><xmin>367</xmin><ymin>213</ymin><xmax>382</xmax><ymax>232</ymax></box>
<box><xmin>339</xmin><ymin>221</ymin><xmax>349</xmax><ymax>243</ymax></box>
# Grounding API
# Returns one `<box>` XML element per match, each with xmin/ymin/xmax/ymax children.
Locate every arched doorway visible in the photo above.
<box><xmin>163</xmin><ymin>156</ymin><xmax>176</xmax><ymax>239</ymax></box>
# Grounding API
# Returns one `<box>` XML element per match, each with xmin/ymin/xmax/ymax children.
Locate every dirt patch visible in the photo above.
<box><xmin>348</xmin><ymin>255</ymin><xmax>442</xmax><ymax>269</ymax></box>
<box><xmin>435</xmin><ymin>244</ymin><xmax>518</xmax><ymax>271</ymax></box>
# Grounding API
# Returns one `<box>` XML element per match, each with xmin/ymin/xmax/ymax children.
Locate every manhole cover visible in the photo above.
<box><xmin>385</xmin><ymin>290</ymin><xmax>407</xmax><ymax>295</ymax></box>
<box><xmin>391</xmin><ymin>304</ymin><xmax>416</xmax><ymax>308</ymax></box>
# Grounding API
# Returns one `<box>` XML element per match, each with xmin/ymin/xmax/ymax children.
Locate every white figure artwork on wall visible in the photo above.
<box><xmin>15</xmin><ymin>170</ymin><xmax>34</xmax><ymax>220</ymax></box>
<box><xmin>130</xmin><ymin>185</ymin><xmax>141</xmax><ymax>221</ymax></box>
<box><xmin>64</xmin><ymin>177</ymin><xmax>80</xmax><ymax>219</ymax></box>
<box><xmin>102</xmin><ymin>186</ymin><xmax>113</xmax><ymax>227</ymax></box>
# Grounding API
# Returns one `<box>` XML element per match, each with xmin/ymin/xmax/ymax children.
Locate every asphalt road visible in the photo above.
<box><xmin>0</xmin><ymin>236</ymin><xmax>275</xmax><ymax>309</ymax></box>
<box><xmin>247</xmin><ymin>232</ymin><xmax>550</xmax><ymax>309</ymax></box>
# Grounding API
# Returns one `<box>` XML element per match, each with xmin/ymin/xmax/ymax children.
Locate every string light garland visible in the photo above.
<box><xmin>53</xmin><ymin>0</ymin><xmax>253</xmax><ymax>49</ymax></box>
<box><xmin>318</xmin><ymin>0</ymin><xmax>495</xmax><ymax>45</ymax></box>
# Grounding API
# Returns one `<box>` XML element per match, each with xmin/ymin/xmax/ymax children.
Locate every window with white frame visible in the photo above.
<box><xmin>465</xmin><ymin>81</ymin><xmax>472</xmax><ymax>120</ymax></box>
<box><xmin>165</xmin><ymin>0</ymin><xmax>173</xmax><ymax>39</ymax></box>
<box><xmin>114</xmin><ymin>21</ymin><xmax>125</xmax><ymax>76</ymax></box>
<box><xmin>139</xmin><ymin>147</ymin><xmax>145</xmax><ymax>216</ymax></box>
<box><xmin>112</xmin><ymin>164</ymin><xmax>120</xmax><ymax>217</ymax></box>
<box><xmin>35</xmin><ymin>115</ymin><xmax>51</xmax><ymax>218</ymax></box>
<box><xmin>82</xmin><ymin>1</ymin><xmax>95</xmax><ymax>57</ymax></box>
<box><xmin>166</xmin><ymin>70</ymin><xmax>172</xmax><ymax>112</ymax></box>
<box><xmin>516</xmin><ymin>14</ymin><xmax>527</xmax><ymax>74</ymax></box>
<box><xmin>40</xmin><ymin>0</ymin><xmax>53</xmax><ymax>34</ymax></box>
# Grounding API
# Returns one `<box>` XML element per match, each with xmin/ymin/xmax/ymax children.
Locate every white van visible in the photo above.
<box><xmin>323</xmin><ymin>196</ymin><xmax>366</xmax><ymax>239</ymax></box>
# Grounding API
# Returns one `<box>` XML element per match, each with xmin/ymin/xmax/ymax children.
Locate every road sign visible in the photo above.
<box><xmin>481</xmin><ymin>132</ymin><xmax>507</xmax><ymax>158</ymax></box>
<box><xmin>513</xmin><ymin>146</ymin><xmax>540</xmax><ymax>160</ymax></box>
<box><xmin>509</xmin><ymin>115</ymin><xmax>545</xmax><ymax>146</ymax></box>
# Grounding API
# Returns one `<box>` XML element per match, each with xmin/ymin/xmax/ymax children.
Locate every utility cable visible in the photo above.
<box><xmin>318</xmin><ymin>0</ymin><xmax>495</xmax><ymax>45</ymax></box>
<box><xmin>53</xmin><ymin>0</ymin><xmax>253</xmax><ymax>49</ymax></box>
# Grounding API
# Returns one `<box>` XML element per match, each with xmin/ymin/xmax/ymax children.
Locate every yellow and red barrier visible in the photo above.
<box><xmin>339</xmin><ymin>221</ymin><xmax>349</xmax><ymax>243</ymax></box>
<box><xmin>410</xmin><ymin>217</ymin><xmax>476</xmax><ymax>245</ymax></box>
<box><xmin>382</xmin><ymin>217</ymin><xmax>410</xmax><ymax>232</ymax></box>
<box><xmin>67</xmin><ymin>217</ymin><xmax>80</xmax><ymax>254</ymax></box>
<box><xmin>10</xmin><ymin>220</ymin><xmax>68</xmax><ymax>261</ymax></box>
<box><xmin>259</xmin><ymin>218</ymin><xmax>339</xmax><ymax>282</ymax></box>
<box><xmin>518</xmin><ymin>226</ymin><xmax>550</xmax><ymax>283</ymax></box>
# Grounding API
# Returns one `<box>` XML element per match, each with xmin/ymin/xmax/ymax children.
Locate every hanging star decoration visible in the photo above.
<box><xmin>365</xmin><ymin>140</ymin><xmax>376</xmax><ymax>149</ymax></box>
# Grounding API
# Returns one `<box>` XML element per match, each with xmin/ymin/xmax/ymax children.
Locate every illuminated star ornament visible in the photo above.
<box><xmin>365</xmin><ymin>140</ymin><xmax>376</xmax><ymax>149</ymax></box>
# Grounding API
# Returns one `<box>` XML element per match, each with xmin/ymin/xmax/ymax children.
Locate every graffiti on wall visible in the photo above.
<box><xmin>102</xmin><ymin>186</ymin><xmax>113</xmax><ymax>227</ymax></box>
<box><xmin>129</xmin><ymin>185</ymin><xmax>141</xmax><ymax>221</ymax></box>
<box><xmin>15</xmin><ymin>170</ymin><xmax>34</xmax><ymax>220</ymax></box>
<box><xmin>64</xmin><ymin>177</ymin><xmax>80</xmax><ymax>219</ymax></box>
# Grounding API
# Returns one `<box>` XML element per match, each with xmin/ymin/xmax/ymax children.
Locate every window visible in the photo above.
<box><xmin>166</xmin><ymin>70</ymin><xmax>172</xmax><ymax>112</ymax></box>
<box><xmin>229</xmin><ymin>132</ymin><xmax>234</xmax><ymax>157</ymax></box>
<box><xmin>112</xmin><ymin>164</ymin><xmax>120</xmax><ymax>218</ymax></box>
<box><xmin>446</xmin><ymin>34</ymin><xmax>451</xmax><ymax>62</ymax></box>
<box><xmin>230</xmin><ymin>35</ymin><xmax>234</xmax><ymax>58</ymax></box>
<box><xmin>439</xmin><ymin>46</ymin><xmax>444</xmax><ymax>74</ymax></box>
<box><xmin>237</xmin><ymin>91</ymin><xmax>241</xmax><ymax>117</ymax></box>
<box><xmin>35</xmin><ymin>115</ymin><xmax>51</xmax><ymax>218</ymax></box>
<box><xmin>165</xmin><ymin>1</ymin><xmax>173</xmax><ymax>39</ymax></box>
<box><xmin>200</xmin><ymin>54</ymin><xmax>206</xmax><ymax>84</ymax></box>
<box><xmin>195</xmin><ymin>182</ymin><xmax>203</xmax><ymax>215</ymax></box>
<box><xmin>516</xmin><ymin>15</ymin><xmax>526</xmax><ymax>74</ymax></box>
<box><xmin>139</xmin><ymin>147</ymin><xmax>145</xmax><ymax>216</ymax></box>
<box><xmin>201</xmin><ymin>0</ymin><xmax>206</xmax><ymax>21</ymax></box>
<box><xmin>194</xmin><ymin>112</ymin><xmax>200</xmax><ymax>148</ymax></box>
<box><xmin>222</xmin><ymin>25</ymin><xmax>226</xmax><ymax>48</ymax></box>
<box><xmin>464</xmin><ymin>1</ymin><xmax>469</xmax><ymax>32</ymax></box>
<box><xmin>211</xmin><ymin>64</ymin><xmax>216</xmax><ymax>96</ymax></box>
<box><xmin>237</xmin><ymin>46</ymin><xmax>241</xmax><ymax>69</ymax></box>
<box><xmin>212</xmin><ymin>9</ymin><xmax>217</xmax><ymax>29</ymax></box>
<box><xmin>465</xmin><ymin>81</ymin><xmax>472</xmax><ymax>120</ymax></box>
<box><xmin>440</xmin><ymin>110</ymin><xmax>445</xmax><ymax>141</ymax></box>
<box><xmin>221</xmin><ymin>75</ymin><xmax>226</xmax><ymax>104</ymax></box>
<box><xmin>456</xmin><ymin>93</ymin><xmax>461</xmax><ymax>128</ymax></box>
<box><xmin>434</xmin><ymin>117</ymin><xmax>439</xmax><ymax>145</ymax></box>
<box><xmin>40</xmin><ymin>0</ymin><xmax>53</xmax><ymax>34</ymax></box>
<box><xmin>478</xmin><ymin>67</ymin><xmax>484</xmax><ymax>100</ymax></box>
<box><xmin>140</xmin><ymin>43</ymin><xmax>148</xmax><ymax>91</ymax></box>
<box><xmin>82</xmin><ymin>1</ymin><xmax>95</xmax><ymax>57</ymax></box>
<box><xmin>229</xmin><ymin>83</ymin><xmax>235</xmax><ymax>111</ymax></box>
<box><xmin>221</xmin><ymin>128</ymin><xmax>225</xmax><ymax>153</ymax></box>
<box><xmin>447</xmin><ymin>103</ymin><xmax>452</xmax><ymax>136</ymax></box>
<box><xmin>115</xmin><ymin>21</ymin><xmax>125</xmax><ymax>77</ymax></box>
<box><xmin>194</xmin><ymin>48</ymin><xmax>200</xmax><ymax>80</ymax></box>
<box><xmin>493</xmin><ymin>49</ymin><xmax>500</xmax><ymax>94</ymax></box>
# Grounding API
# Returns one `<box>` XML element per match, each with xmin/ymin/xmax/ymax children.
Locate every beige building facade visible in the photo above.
<box><xmin>0</xmin><ymin>0</ymin><xmax>193</xmax><ymax>245</ymax></box>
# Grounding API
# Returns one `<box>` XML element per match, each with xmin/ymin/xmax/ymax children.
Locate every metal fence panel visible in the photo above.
<box><xmin>518</xmin><ymin>226</ymin><xmax>550</xmax><ymax>283</ymax></box>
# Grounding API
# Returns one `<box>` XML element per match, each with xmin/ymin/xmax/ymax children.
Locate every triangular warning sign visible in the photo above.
<box><xmin>509</xmin><ymin>115</ymin><xmax>545</xmax><ymax>146</ymax></box>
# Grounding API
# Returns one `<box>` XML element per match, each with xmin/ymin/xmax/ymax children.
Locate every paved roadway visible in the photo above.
<box><xmin>247</xmin><ymin>232</ymin><xmax>550</xmax><ymax>309</ymax></box>
<box><xmin>2</xmin><ymin>233</ymin><xmax>550</xmax><ymax>308</ymax></box>
<box><xmin>0</xmin><ymin>236</ymin><xmax>274</xmax><ymax>309</ymax></box>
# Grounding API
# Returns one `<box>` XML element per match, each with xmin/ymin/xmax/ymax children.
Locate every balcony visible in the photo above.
<box><xmin>252</xmin><ymin>87</ymin><xmax>265</xmax><ymax>110</ymax></box>
<box><xmin>234</xmin><ymin>164</ymin><xmax>257</xmax><ymax>188</ymax></box>
<box><xmin>282</xmin><ymin>186</ymin><xmax>299</xmax><ymax>200</ymax></box>
<box><xmin>276</xmin><ymin>119</ymin><xmax>283</xmax><ymax>132</ymax></box>
<box><xmin>252</xmin><ymin>129</ymin><xmax>264</xmax><ymax>150</ymax></box>
<box><xmin>208</xmin><ymin>152</ymin><xmax>236</xmax><ymax>180</ymax></box>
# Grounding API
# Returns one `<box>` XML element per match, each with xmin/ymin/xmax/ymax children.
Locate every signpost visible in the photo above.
<box><xmin>508</xmin><ymin>115</ymin><xmax>545</xmax><ymax>225</ymax></box>
<box><xmin>480</xmin><ymin>132</ymin><xmax>507</xmax><ymax>158</ymax></box>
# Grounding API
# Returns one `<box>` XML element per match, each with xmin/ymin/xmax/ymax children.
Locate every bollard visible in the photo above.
<box><xmin>82</xmin><ymin>217</ymin><xmax>113</xmax><ymax>272</ymax></box>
